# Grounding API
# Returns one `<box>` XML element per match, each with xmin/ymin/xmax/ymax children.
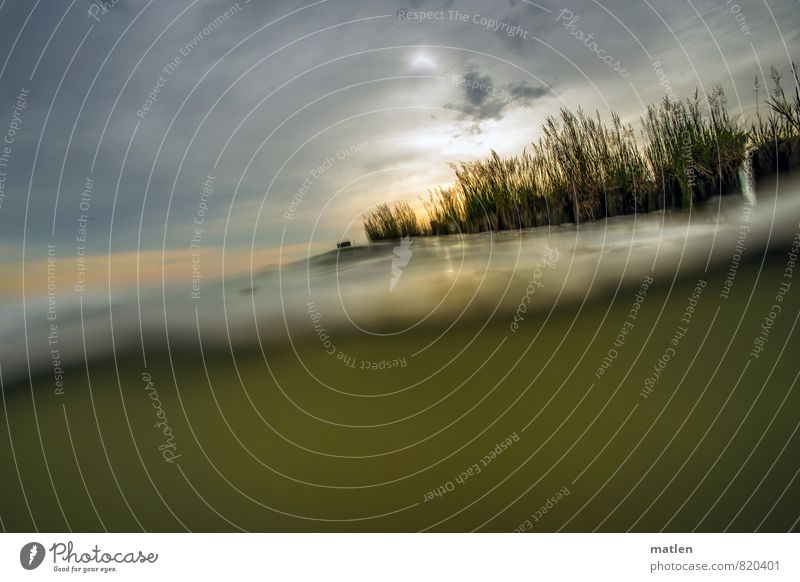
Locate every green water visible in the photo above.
<box><xmin>2</xmin><ymin>249</ymin><xmax>799</xmax><ymax>532</ymax></box>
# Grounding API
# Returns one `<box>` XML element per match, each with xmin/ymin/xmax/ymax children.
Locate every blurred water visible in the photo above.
<box><xmin>4</xmin><ymin>174</ymin><xmax>800</xmax><ymax>388</ymax></box>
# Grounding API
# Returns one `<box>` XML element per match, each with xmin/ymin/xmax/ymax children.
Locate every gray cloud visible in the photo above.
<box><xmin>445</xmin><ymin>68</ymin><xmax>549</xmax><ymax>122</ymax></box>
<box><xmin>406</xmin><ymin>0</ymin><xmax>456</xmax><ymax>8</ymax></box>
<box><xmin>0</xmin><ymin>0</ymin><xmax>797</xmax><ymax>261</ymax></box>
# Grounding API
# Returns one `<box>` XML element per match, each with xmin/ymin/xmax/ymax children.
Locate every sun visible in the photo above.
<box><xmin>409</xmin><ymin>53</ymin><xmax>437</xmax><ymax>72</ymax></box>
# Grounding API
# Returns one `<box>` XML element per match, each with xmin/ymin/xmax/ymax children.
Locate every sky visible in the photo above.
<box><xmin>0</xmin><ymin>0</ymin><xmax>798</xmax><ymax>291</ymax></box>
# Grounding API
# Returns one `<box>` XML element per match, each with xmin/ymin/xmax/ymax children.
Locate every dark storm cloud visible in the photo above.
<box><xmin>507</xmin><ymin>81</ymin><xmax>548</xmax><ymax>101</ymax></box>
<box><xmin>445</xmin><ymin>68</ymin><xmax>549</xmax><ymax>121</ymax></box>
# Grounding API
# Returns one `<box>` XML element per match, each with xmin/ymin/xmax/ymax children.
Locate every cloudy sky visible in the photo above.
<box><xmin>0</xmin><ymin>0</ymin><xmax>797</xmax><ymax>290</ymax></box>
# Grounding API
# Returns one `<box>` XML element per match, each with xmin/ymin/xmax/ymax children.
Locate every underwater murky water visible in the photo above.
<box><xmin>2</xmin><ymin>176</ymin><xmax>800</xmax><ymax>531</ymax></box>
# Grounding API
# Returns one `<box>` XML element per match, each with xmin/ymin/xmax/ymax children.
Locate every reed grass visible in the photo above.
<box><xmin>751</xmin><ymin>63</ymin><xmax>800</xmax><ymax>143</ymax></box>
<box><xmin>362</xmin><ymin>201</ymin><xmax>425</xmax><ymax>241</ymax></box>
<box><xmin>643</xmin><ymin>88</ymin><xmax>748</xmax><ymax>210</ymax></box>
<box><xmin>363</xmin><ymin>68</ymin><xmax>800</xmax><ymax>242</ymax></box>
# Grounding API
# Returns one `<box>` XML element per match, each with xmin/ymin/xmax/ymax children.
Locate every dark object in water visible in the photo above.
<box><xmin>239</xmin><ymin>286</ymin><xmax>259</xmax><ymax>295</ymax></box>
<box><xmin>337</xmin><ymin>241</ymin><xmax>352</xmax><ymax>249</ymax></box>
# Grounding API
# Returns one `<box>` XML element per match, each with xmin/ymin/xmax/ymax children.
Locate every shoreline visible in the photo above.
<box><xmin>363</xmin><ymin>69</ymin><xmax>800</xmax><ymax>242</ymax></box>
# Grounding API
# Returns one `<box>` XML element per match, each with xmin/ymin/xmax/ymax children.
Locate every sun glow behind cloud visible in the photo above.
<box><xmin>0</xmin><ymin>0</ymin><xmax>792</xmax><ymax>265</ymax></box>
<box><xmin>409</xmin><ymin>53</ymin><xmax>438</xmax><ymax>72</ymax></box>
